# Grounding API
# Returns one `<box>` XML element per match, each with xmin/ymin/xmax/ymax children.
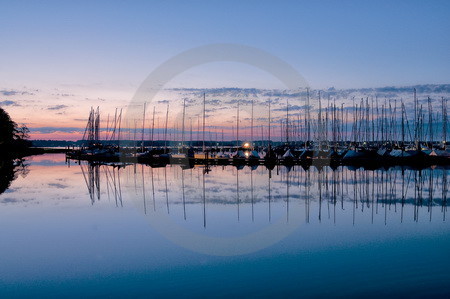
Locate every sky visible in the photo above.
<box><xmin>0</xmin><ymin>0</ymin><xmax>449</xmax><ymax>140</ymax></box>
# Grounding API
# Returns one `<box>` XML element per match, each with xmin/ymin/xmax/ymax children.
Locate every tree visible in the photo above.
<box><xmin>0</xmin><ymin>107</ymin><xmax>31</xmax><ymax>153</ymax></box>
<box><xmin>16</xmin><ymin>125</ymin><xmax>30</xmax><ymax>140</ymax></box>
<box><xmin>0</xmin><ymin>107</ymin><xmax>16</xmax><ymax>145</ymax></box>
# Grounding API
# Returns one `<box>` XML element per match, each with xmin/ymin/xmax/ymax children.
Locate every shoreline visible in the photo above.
<box><xmin>1</xmin><ymin>147</ymin><xmax>70</xmax><ymax>159</ymax></box>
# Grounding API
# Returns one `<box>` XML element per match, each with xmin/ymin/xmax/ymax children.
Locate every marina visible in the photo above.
<box><xmin>66</xmin><ymin>90</ymin><xmax>449</xmax><ymax>168</ymax></box>
<box><xmin>2</xmin><ymin>1</ymin><xmax>450</xmax><ymax>296</ymax></box>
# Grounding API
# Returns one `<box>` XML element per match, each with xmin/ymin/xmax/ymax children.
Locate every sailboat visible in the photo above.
<box><xmin>429</xmin><ymin>97</ymin><xmax>449</xmax><ymax>164</ymax></box>
<box><xmin>232</xmin><ymin>100</ymin><xmax>246</xmax><ymax>165</ymax></box>
<box><xmin>263</xmin><ymin>100</ymin><xmax>277</xmax><ymax>166</ymax></box>
<box><xmin>194</xmin><ymin>93</ymin><xmax>209</xmax><ymax>161</ymax></box>
<box><xmin>247</xmin><ymin>100</ymin><xmax>261</xmax><ymax>165</ymax></box>
<box><xmin>170</xmin><ymin>98</ymin><xmax>191</xmax><ymax>166</ymax></box>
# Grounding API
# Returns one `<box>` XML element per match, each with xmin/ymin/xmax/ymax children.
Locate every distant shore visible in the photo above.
<box><xmin>6</xmin><ymin>147</ymin><xmax>70</xmax><ymax>158</ymax></box>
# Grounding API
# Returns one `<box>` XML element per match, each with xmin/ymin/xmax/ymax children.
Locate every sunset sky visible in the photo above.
<box><xmin>0</xmin><ymin>0</ymin><xmax>449</xmax><ymax>140</ymax></box>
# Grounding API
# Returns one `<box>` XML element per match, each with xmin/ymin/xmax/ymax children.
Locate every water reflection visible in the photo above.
<box><xmin>0</xmin><ymin>158</ymin><xmax>29</xmax><ymax>195</ymax></box>
<box><xmin>81</xmin><ymin>161</ymin><xmax>449</xmax><ymax>225</ymax></box>
<box><xmin>80</xmin><ymin>162</ymin><xmax>124</xmax><ymax>207</ymax></box>
<box><xmin>1</xmin><ymin>154</ymin><xmax>449</xmax><ymax>295</ymax></box>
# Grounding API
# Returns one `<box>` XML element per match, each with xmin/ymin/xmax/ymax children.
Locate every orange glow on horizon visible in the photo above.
<box><xmin>29</xmin><ymin>132</ymin><xmax>84</xmax><ymax>141</ymax></box>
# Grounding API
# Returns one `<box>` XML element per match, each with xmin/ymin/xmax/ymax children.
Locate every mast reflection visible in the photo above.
<box><xmin>78</xmin><ymin>161</ymin><xmax>449</xmax><ymax>226</ymax></box>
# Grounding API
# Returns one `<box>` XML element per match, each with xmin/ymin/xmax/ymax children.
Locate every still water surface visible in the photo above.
<box><xmin>0</xmin><ymin>154</ymin><xmax>449</xmax><ymax>297</ymax></box>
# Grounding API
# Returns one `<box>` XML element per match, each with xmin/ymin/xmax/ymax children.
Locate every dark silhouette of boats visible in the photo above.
<box><xmin>66</xmin><ymin>90</ymin><xmax>449</xmax><ymax>168</ymax></box>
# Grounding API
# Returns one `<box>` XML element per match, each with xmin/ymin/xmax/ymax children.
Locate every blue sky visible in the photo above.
<box><xmin>0</xmin><ymin>0</ymin><xmax>449</xmax><ymax>140</ymax></box>
<box><xmin>1</xmin><ymin>0</ymin><xmax>449</xmax><ymax>90</ymax></box>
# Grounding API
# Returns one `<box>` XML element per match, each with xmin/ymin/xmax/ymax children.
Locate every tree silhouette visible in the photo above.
<box><xmin>0</xmin><ymin>107</ymin><xmax>32</xmax><ymax>196</ymax></box>
<box><xmin>0</xmin><ymin>107</ymin><xmax>31</xmax><ymax>156</ymax></box>
<box><xmin>0</xmin><ymin>107</ymin><xmax>16</xmax><ymax>145</ymax></box>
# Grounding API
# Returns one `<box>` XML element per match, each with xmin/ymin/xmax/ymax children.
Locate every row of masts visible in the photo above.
<box><xmin>81</xmin><ymin>89</ymin><xmax>448</xmax><ymax>153</ymax></box>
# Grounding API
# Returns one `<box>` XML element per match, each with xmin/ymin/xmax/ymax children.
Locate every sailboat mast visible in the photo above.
<box><xmin>202</xmin><ymin>93</ymin><xmax>206</xmax><ymax>152</ymax></box>
<box><xmin>151</xmin><ymin>106</ymin><xmax>155</xmax><ymax>148</ymax></box>
<box><xmin>443</xmin><ymin>97</ymin><xmax>448</xmax><ymax>149</ymax></box>
<box><xmin>141</xmin><ymin>102</ymin><xmax>146</xmax><ymax>153</ymax></box>
<box><xmin>164</xmin><ymin>104</ymin><xmax>169</xmax><ymax>152</ymax></box>
<box><xmin>401</xmin><ymin>101</ymin><xmax>405</xmax><ymax>151</ymax></box>
<box><xmin>181</xmin><ymin>98</ymin><xmax>186</xmax><ymax>148</ymax></box>
<box><xmin>318</xmin><ymin>92</ymin><xmax>322</xmax><ymax>150</ymax></box>
<box><xmin>110</xmin><ymin>108</ymin><xmax>118</xmax><ymax>142</ymax></box>
<box><xmin>117</xmin><ymin>108</ymin><xmax>122</xmax><ymax>149</ymax></box>
<box><xmin>94</xmin><ymin>107</ymin><xmax>100</xmax><ymax>144</ymax></box>
<box><xmin>106</xmin><ymin>113</ymin><xmax>110</xmax><ymax>141</ymax></box>
<box><xmin>251</xmin><ymin>99</ymin><xmax>254</xmax><ymax>148</ymax></box>
<box><xmin>428</xmin><ymin>97</ymin><xmax>433</xmax><ymax>149</ymax></box>
<box><xmin>133</xmin><ymin>120</ymin><xmax>137</xmax><ymax>153</ymax></box>
<box><xmin>414</xmin><ymin>88</ymin><xmax>419</xmax><ymax>150</ymax></box>
<box><xmin>236</xmin><ymin>100</ymin><xmax>240</xmax><ymax>149</ymax></box>
<box><xmin>286</xmin><ymin>99</ymin><xmax>289</xmax><ymax>145</ymax></box>
<box><xmin>268</xmin><ymin>100</ymin><xmax>271</xmax><ymax>146</ymax></box>
<box><xmin>306</xmin><ymin>88</ymin><xmax>311</xmax><ymax>148</ymax></box>
<box><xmin>190</xmin><ymin>117</ymin><xmax>193</xmax><ymax>147</ymax></box>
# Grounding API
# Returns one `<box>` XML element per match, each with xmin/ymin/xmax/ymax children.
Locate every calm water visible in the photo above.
<box><xmin>0</xmin><ymin>154</ymin><xmax>449</xmax><ymax>297</ymax></box>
